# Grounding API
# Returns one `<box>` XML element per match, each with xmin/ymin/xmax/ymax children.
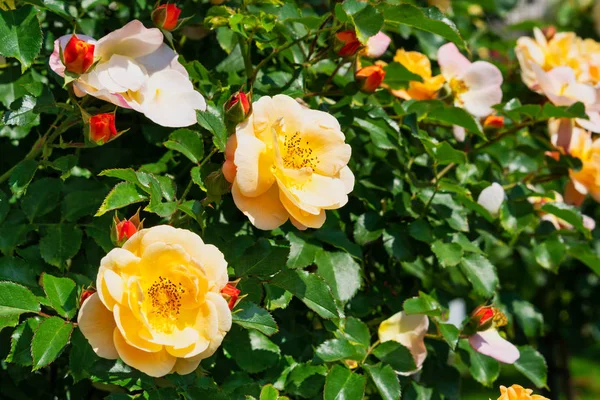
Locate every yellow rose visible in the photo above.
<box><xmin>77</xmin><ymin>225</ymin><xmax>231</xmax><ymax>377</ymax></box>
<box><xmin>497</xmin><ymin>384</ymin><xmax>549</xmax><ymax>400</ymax></box>
<box><xmin>391</xmin><ymin>49</ymin><xmax>445</xmax><ymax>100</ymax></box>
<box><xmin>516</xmin><ymin>28</ymin><xmax>585</xmax><ymax>89</ymax></box>
<box><xmin>225</xmin><ymin>94</ymin><xmax>354</xmax><ymax>230</ymax></box>
<box><xmin>568</xmin><ymin>129</ymin><xmax>600</xmax><ymax>202</ymax></box>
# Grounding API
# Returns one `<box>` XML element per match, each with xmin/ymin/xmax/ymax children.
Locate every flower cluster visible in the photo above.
<box><xmin>50</xmin><ymin>20</ymin><xmax>205</xmax><ymax>128</ymax></box>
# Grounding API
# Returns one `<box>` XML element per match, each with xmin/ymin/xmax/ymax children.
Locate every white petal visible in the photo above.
<box><xmin>453</xmin><ymin>125</ymin><xmax>466</xmax><ymax>142</ymax></box>
<box><xmin>461</xmin><ymin>61</ymin><xmax>503</xmax><ymax>91</ymax></box>
<box><xmin>95</xmin><ymin>20</ymin><xmax>163</xmax><ymax>60</ymax></box>
<box><xmin>136</xmin><ymin>43</ymin><xmax>188</xmax><ymax>76</ymax></box>
<box><xmin>437</xmin><ymin>42</ymin><xmax>471</xmax><ymax>80</ymax></box>
<box><xmin>461</xmin><ymin>85</ymin><xmax>503</xmax><ymax>118</ymax></box>
<box><xmin>468</xmin><ymin>329</ymin><xmax>520</xmax><ymax>364</ymax></box>
<box><xmin>106</xmin><ymin>55</ymin><xmax>148</xmax><ymax>92</ymax></box>
<box><xmin>477</xmin><ymin>182</ymin><xmax>505</xmax><ymax>217</ymax></box>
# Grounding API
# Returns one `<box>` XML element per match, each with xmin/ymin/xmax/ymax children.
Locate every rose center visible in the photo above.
<box><xmin>282</xmin><ymin>131</ymin><xmax>319</xmax><ymax>170</ymax></box>
<box><xmin>147</xmin><ymin>276</ymin><xmax>185</xmax><ymax>322</ymax></box>
<box><xmin>450</xmin><ymin>78</ymin><xmax>468</xmax><ymax>100</ymax></box>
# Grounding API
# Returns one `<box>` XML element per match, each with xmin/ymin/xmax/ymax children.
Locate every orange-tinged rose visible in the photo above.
<box><xmin>63</xmin><ymin>34</ymin><xmax>95</xmax><ymax>74</ymax></box>
<box><xmin>335</xmin><ymin>30</ymin><xmax>361</xmax><ymax>57</ymax></box>
<box><xmin>77</xmin><ymin>225</ymin><xmax>231</xmax><ymax>377</ymax></box>
<box><xmin>484</xmin><ymin>115</ymin><xmax>505</xmax><ymax>129</ymax></box>
<box><xmin>89</xmin><ymin>113</ymin><xmax>117</xmax><ymax>144</ymax></box>
<box><xmin>355</xmin><ymin>65</ymin><xmax>386</xmax><ymax>93</ymax></box>
<box><xmin>391</xmin><ymin>49</ymin><xmax>445</xmax><ymax>100</ymax></box>
<box><xmin>152</xmin><ymin>4</ymin><xmax>182</xmax><ymax>31</ymax></box>
<box><xmin>497</xmin><ymin>384</ymin><xmax>549</xmax><ymax>400</ymax></box>
<box><xmin>226</xmin><ymin>94</ymin><xmax>354</xmax><ymax>230</ymax></box>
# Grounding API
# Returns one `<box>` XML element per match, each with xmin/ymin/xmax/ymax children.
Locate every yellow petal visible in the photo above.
<box><xmin>232</xmin><ymin>181</ymin><xmax>289</xmax><ymax>230</ymax></box>
<box><xmin>194</xmin><ymin>244</ymin><xmax>229</xmax><ymax>291</ymax></box>
<box><xmin>113</xmin><ymin>304</ymin><xmax>162</xmax><ymax>352</ymax></box>
<box><xmin>172</xmin><ymin>354</ymin><xmax>203</xmax><ymax>375</ymax></box>
<box><xmin>233</xmin><ymin>134</ymin><xmax>275</xmax><ymax>197</ymax></box>
<box><xmin>279</xmin><ymin>188</ymin><xmax>326</xmax><ymax>229</ymax></box>
<box><xmin>113</xmin><ymin>329</ymin><xmax>176</xmax><ymax>378</ymax></box>
<box><xmin>286</xmin><ymin>173</ymin><xmax>348</xmax><ymax>210</ymax></box>
<box><xmin>77</xmin><ymin>293</ymin><xmax>118</xmax><ymax>360</ymax></box>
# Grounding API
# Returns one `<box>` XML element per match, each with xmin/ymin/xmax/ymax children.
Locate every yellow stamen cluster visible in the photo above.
<box><xmin>282</xmin><ymin>132</ymin><xmax>319</xmax><ymax>170</ymax></box>
<box><xmin>147</xmin><ymin>276</ymin><xmax>185</xmax><ymax>320</ymax></box>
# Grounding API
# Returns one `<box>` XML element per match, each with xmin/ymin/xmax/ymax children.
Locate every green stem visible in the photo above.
<box><xmin>361</xmin><ymin>340</ymin><xmax>380</xmax><ymax>365</ymax></box>
<box><xmin>0</xmin><ymin>112</ymin><xmax>66</xmax><ymax>184</ymax></box>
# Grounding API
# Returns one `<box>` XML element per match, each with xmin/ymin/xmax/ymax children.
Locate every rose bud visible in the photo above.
<box><xmin>225</xmin><ymin>91</ymin><xmax>251</xmax><ymax>125</ymax></box>
<box><xmin>88</xmin><ymin>113</ymin><xmax>117</xmax><ymax>144</ymax></box>
<box><xmin>63</xmin><ymin>34</ymin><xmax>95</xmax><ymax>75</ymax></box>
<box><xmin>355</xmin><ymin>65</ymin><xmax>386</xmax><ymax>93</ymax></box>
<box><xmin>335</xmin><ymin>30</ymin><xmax>361</xmax><ymax>57</ymax></box>
<box><xmin>152</xmin><ymin>4</ymin><xmax>182</xmax><ymax>31</ymax></box>
<box><xmin>484</xmin><ymin>115</ymin><xmax>505</xmax><ymax>129</ymax></box>
<box><xmin>221</xmin><ymin>282</ymin><xmax>241</xmax><ymax>310</ymax></box>
<box><xmin>80</xmin><ymin>287</ymin><xmax>96</xmax><ymax>306</ymax></box>
<box><xmin>111</xmin><ymin>209</ymin><xmax>143</xmax><ymax>247</ymax></box>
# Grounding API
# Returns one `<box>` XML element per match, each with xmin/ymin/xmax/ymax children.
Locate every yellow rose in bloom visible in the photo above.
<box><xmin>390</xmin><ymin>49</ymin><xmax>445</xmax><ymax>101</ymax></box>
<box><xmin>567</xmin><ymin>129</ymin><xmax>600</xmax><ymax>203</ymax></box>
<box><xmin>224</xmin><ymin>94</ymin><xmax>354</xmax><ymax>230</ymax></box>
<box><xmin>77</xmin><ymin>225</ymin><xmax>231</xmax><ymax>377</ymax></box>
<box><xmin>497</xmin><ymin>384</ymin><xmax>549</xmax><ymax>400</ymax></box>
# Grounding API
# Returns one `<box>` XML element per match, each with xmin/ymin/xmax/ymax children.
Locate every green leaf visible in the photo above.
<box><xmin>95</xmin><ymin>182</ymin><xmax>148</xmax><ymax>216</ymax></box>
<box><xmin>41</xmin><ymin>274</ymin><xmax>78</xmax><ymax>320</ymax></box>
<box><xmin>315</xmin><ymin>338</ymin><xmax>356</xmax><ymax>362</ymax></box>
<box><xmin>431</xmin><ymin>240</ymin><xmax>463</xmax><ymax>267</ymax></box>
<box><xmin>403</xmin><ymin>291</ymin><xmax>442</xmax><ymax>317</ymax></box>
<box><xmin>541</xmin><ymin>102</ymin><xmax>586</xmax><ymax>119</ymax></box>
<box><xmin>0</xmin><ymin>6</ymin><xmax>43</xmax><ymax>72</ymax></box>
<box><xmin>235</xmin><ymin>238</ymin><xmax>289</xmax><ymax>278</ymax></box>
<box><xmin>514</xmin><ymin>346</ymin><xmax>548</xmax><ymax>389</ymax></box>
<box><xmin>458</xmin><ymin>339</ymin><xmax>500</xmax><ymax>387</ymax></box>
<box><xmin>427</xmin><ymin>107</ymin><xmax>483</xmax><ymax>137</ymax></box>
<box><xmin>21</xmin><ymin>177</ymin><xmax>62</xmax><ymax>221</ymax></box>
<box><xmin>383</xmin><ymin>4</ymin><xmax>467</xmax><ymax>49</ymax></box>
<box><xmin>541</xmin><ymin>202</ymin><xmax>588</xmax><ymax>235</ymax></box>
<box><xmin>567</xmin><ymin>243</ymin><xmax>600</xmax><ymax>275</ymax></box>
<box><xmin>0</xmin><ymin>256</ymin><xmax>37</xmax><ymax>287</ymax></box>
<box><xmin>39</xmin><ymin>224</ymin><xmax>83</xmax><ymax>269</ymax></box>
<box><xmin>433</xmin><ymin>141</ymin><xmax>467</xmax><ymax>165</ymax></box>
<box><xmin>9</xmin><ymin>159</ymin><xmax>37</xmax><ymax>196</ymax></box>
<box><xmin>270</xmin><ymin>269</ymin><xmax>339</xmax><ymax>319</ymax></box>
<box><xmin>315</xmin><ymin>250</ymin><xmax>362</xmax><ymax>303</ymax></box>
<box><xmin>6</xmin><ymin>317</ymin><xmax>41</xmax><ymax>365</ymax></box>
<box><xmin>363</xmin><ymin>363</ymin><xmax>401</xmax><ymax>400</ymax></box>
<box><xmin>511</xmin><ymin>300</ymin><xmax>543</xmax><ymax>338</ymax></box>
<box><xmin>164</xmin><ymin>128</ymin><xmax>204</xmax><ymax>163</ymax></box>
<box><xmin>534</xmin><ymin>236</ymin><xmax>565</xmax><ymax>272</ymax></box>
<box><xmin>286</xmin><ymin>363</ymin><xmax>327</xmax><ymax>398</ymax></box>
<box><xmin>383</xmin><ymin>62</ymin><xmax>423</xmax><ymax>90</ymax></box>
<box><xmin>408</xmin><ymin>219</ymin><xmax>434</xmax><ymax>243</ymax></box>
<box><xmin>439</xmin><ymin>323</ymin><xmax>460</xmax><ymax>350</ymax></box>
<box><xmin>373</xmin><ymin>340</ymin><xmax>417</xmax><ymax>373</ymax></box>
<box><xmin>383</xmin><ymin>226</ymin><xmax>415</xmax><ymax>262</ymax></box>
<box><xmin>286</xmin><ymin>232</ymin><xmax>321</xmax><ymax>269</ymax></box>
<box><xmin>223</xmin><ymin>326</ymin><xmax>280</xmax><ymax>373</ymax></box>
<box><xmin>197</xmin><ymin>109</ymin><xmax>228</xmax><ymax>152</ymax></box>
<box><xmin>231</xmin><ymin>301</ymin><xmax>278</xmax><ymax>336</ymax></box>
<box><xmin>4</xmin><ymin>94</ymin><xmax>38</xmax><ymax>126</ymax></box>
<box><xmin>341</xmin><ymin>317</ymin><xmax>371</xmax><ymax>348</ymax></box>
<box><xmin>342</xmin><ymin>1</ymin><xmax>384</xmax><ymax>43</ymax></box>
<box><xmin>324</xmin><ymin>365</ymin><xmax>367</xmax><ymax>400</ymax></box>
<box><xmin>70</xmin><ymin>327</ymin><xmax>99</xmax><ymax>382</ymax></box>
<box><xmin>31</xmin><ymin>316</ymin><xmax>74</xmax><ymax>370</ymax></box>
<box><xmin>459</xmin><ymin>254</ymin><xmax>499</xmax><ymax>298</ymax></box>
<box><xmin>353</xmin><ymin>212</ymin><xmax>384</xmax><ymax>246</ymax></box>
<box><xmin>0</xmin><ymin>281</ymin><xmax>40</xmax><ymax>317</ymax></box>
<box><xmin>264</xmin><ymin>283</ymin><xmax>292</xmax><ymax>311</ymax></box>
<box><xmin>259</xmin><ymin>384</ymin><xmax>281</xmax><ymax>400</ymax></box>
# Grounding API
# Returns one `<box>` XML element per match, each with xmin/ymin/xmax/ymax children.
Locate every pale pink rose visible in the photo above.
<box><xmin>438</xmin><ymin>43</ymin><xmax>503</xmax><ymax>118</ymax></box>
<box><xmin>477</xmin><ymin>183</ymin><xmax>505</xmax><ymax>217</ymax></box>
<box><xmin>49</xmin><ymin>20</ymin><xmax>205</xmax><ymax>127</ymax></box>
<box><xmin>364</xmin><ymin>32</ymin><xmax>391</xmax><ymax>58</ymax></box>
<box><xmin>468</xmin><ymin>328</ymin><xmax>520</xmax><ymax>364</ymax></box>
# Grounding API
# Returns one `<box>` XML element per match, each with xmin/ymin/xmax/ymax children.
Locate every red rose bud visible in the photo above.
<box><xmin>542</xmin><ymin>25</ymin><xmax>556</xmax><ymax>40</ymax></box>
<box><xmin>111</xmin><ymin>209</ymin><xmax>143</xmax><ymax>246</ymax></box>
<box><xmin>355</xmin><ymin>65</ymin><xmax>386</xmax><ymax>93</ymax></box>
<box><xmin>484</xmin><ymin>115</ymin><xmax>504</xmax><ymax>129</ymax></box>
<box><xmin>225</xmin><ymin>91</ymin><xmax>251</xmax><ymax>125</ymax></box>
<box><xmin>63</xmin><ymin>34</ymin><xmax>95</xmax><ymax>75</ymax></box>
<box><xmin>472</xmin><ymin>305</ymin><xmax>495</xmax><ymax>328</ymax></box>
<box><xmin>152</xmin><ymin>4</ymin><xmax>182</xmax><ymax>31</ymax></box>
<box><xmin>221</xmin><ymin>283</ymin><xmax>241</xmax><ymax>310</ymax></box>
<box><xmin>80</xmin><ymin>288</ymin><xmax>96</xmax><ymax>306</ymax></box>
<box><xmin>335</xmin><ymin>30</ymin><xmax>361</xmax><ymax>57</ymax></box>
<box><xmin>89</xmin><ymin>113</ymin><xmax>117</xmax><ymax>144</ymax></box>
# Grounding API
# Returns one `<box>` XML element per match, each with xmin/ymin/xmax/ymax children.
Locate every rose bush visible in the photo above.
<box><xmin>2</xmin><ymin>0</ymin><xmax>600</xmax><ymax>399</ymax></box>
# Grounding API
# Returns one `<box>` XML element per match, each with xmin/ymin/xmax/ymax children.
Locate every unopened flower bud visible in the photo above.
<box><xmin>542</xmin><ymin>25</ymin><xmax>556</xmax><ymax>40</ymax></box>
<box><xmin>225</xmin><ymin>91</ymin><xmax>251</xmax><ymax>125</ymax></box>
<box><xmin>221</xmin><ymin>282</ymin><xmax>241</xmax><ymax>310</ymax></box>
<box><xmin>472</xmin><ymin>305</ymin><xmax>495</xmax><ymax>330</ymax></box>
<box><xmin>63</xmin><ymin>34</ymin><xmax>95</xmax><ymax>75</ymax></box>
<box><xmin>80</xmin><ymin>288</ymin><xmax>96</xmax><ymax>306</ymax></box>
<box><xmin>355</xmin><ymin>65</ymin><xmax>386</xmax><ymax>93</ymax></box>
<box><xmin>111</xmin><ymin>209</ymin><xmax>143</xmax><ymax>246</ymax></box>
<box><xmin>89</xmin><ymin>113</ymin><xmax>117</xmax><ymax>144</ymax></box>
<box><xmin>152</xmin><ymin>4</ymin><xmax>182</xmax><ymax>31</ymax></box>
<box><xmin>484</xmin><ymin>115</ymin><xmax>504</xmax><ymax>129</ymax></box>
<box><xmin>335</xmin><ymin>30</ymin><xmax>361</xmax><ymax>57</ymax></box>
